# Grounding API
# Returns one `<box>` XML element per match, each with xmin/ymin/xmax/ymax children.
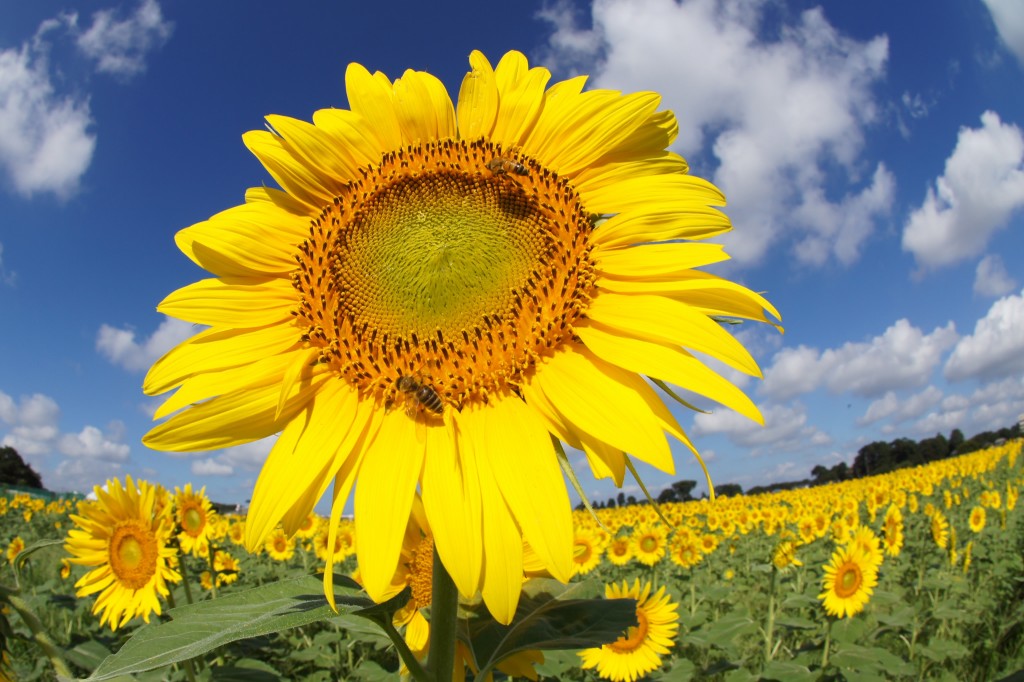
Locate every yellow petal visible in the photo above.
<box><xmin>345</xmin><ymin>62</ymin><xmax>402</xmax><ymax>153</ymax></box>
<box><xmin>241</xmin><ymin>130</ymin><xmax>336</xmax><ymax>209</ymax></box>
<box><xmin>456</xmin><ymin>50</ymin><xmax>498</xmax><ymax>140</ymax></box>
<box><xmin>591</xmin><ymin>206</ymin><xmax>732</xmax><ymax>249</ymax></box>
<box><xmin>311</xmin><ymin>108</ymin><xmax>385</xmax><ymax>169</ymax></box>
<box><xmin>581</xmin><ymin>174</ymin><xmax>726</xmax><ymax>216</ymax></box>
<box><xmin>472</xmin><ymin>395</ymin><xmax>573</xmax><ymax>583</ymax></box>
<box><xmin>420</xmin><ymin>413</ymin><xmax>482</xmax><ymax>598</ymax></box>
<box><xmin>490</xmin><ymin>51</ymin><xmax>550</xmax><ymax>148</ymax></box>
<box><xmin>157</xmin><ymin>277</ymin><xmax>295</xmax><ymax>328</ymax></box>
<box><xmin>587</xmin><ymin>293</ymin><xmax>761</xmax><ymax>377</ymax></box>
<box><xmin>265</xmin><ymin>114</ymin><xmax>363</xmax><ymax>185</ymax></box>
<box><xmin>576</xmin><ymin>324</ymin><xmax>763</xmax><ymax>424</ymax></box>
<box><xmin>472</xmin><ymin>437</ymin><xmax>523</xmax><ymax>626</ymax></box>
<box><xmin>145</xmin><ymin>322</ymin><xmax>301</xmax><ymax>396</ymax></box>
<box><xmin>393</xmin><ymin>69</ymin><xmax>456</xmax><ymax>144</ymax></box>
<box><xmin>354</xmin><ymin>410</ymin><xmax>425</xmax><ymax>602</ymax></box>
<box><xmin>595</xmin><ymin>242</ymin><xmax>730</xmax><ymax>279</ymax></box>
<box><xmin>526</xmin><ymin>347</ymin><xmax>673</xmax><ymax>474</ymax></box>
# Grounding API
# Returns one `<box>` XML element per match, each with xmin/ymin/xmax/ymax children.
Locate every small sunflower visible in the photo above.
<box><xmin>632</xmin><ymin>523</ymin><xmax>668</xmax><ymax>567</ymax></box>
<box><xmin>771</xmin><ymin>540</ymin><xmax>801</xmax><ymax>571</ymax></box>
<box><xmin>968</xmin><ymin>505</ymin><xmax>986</xmax><ymax>533</ymax></box>
<box><xmin>668</xmin><ymin>532</ymin><xmax>703</xmax><ymax>569</ymax></box>
<box><xmin>930</xmin><ymin>510</ymin><xmax>950</xmax><ymax>549</ymax></box>
<box><xmin>881</xmin><ymin>503</ymin><xmax>903</xmax><ymax>557</ymax></box>
<box><xmin>5</xmin><ymin>537</ymin><xmax>24</xmax><ymax>565</ymax></box>
<box><xmin>265</xmin><ymin>527</ymin><xmax>295</xmax><ymax>562</ymax></box>
<box><xmin>173</xmin><ymin>484</ymin><xmax>216</xmax><ymax>556</ymax></box>
<box><xmin>819</xmin><ymin>544</ymin><xmax>878</xmax><ymax>619</ymax></box>
<box><xmin>579</xmin><ymin>579</ymin><xmax>679</xmax><ymax>682</ymax></box>
<box><xmin>606</xmin><ymin>535</ymin><xmax>633</xmax><ymax>567</ymax></box>
<box><xmin>142</xmin><ymin>50</ymin><xmax>778</xmax><ymax>621</ymax></box>
<box><xmin>213</xmin><ymin>550</ymin><xmax>240</xmax><ymax>586</ymax></box>
<box><xmin>63</xmin><ymin>476</ymin><xmax>181</xmax><ymax>630</ymax></box>
<box><xmin>571</xmin><ymin>525</ymin><xmax>605</xmax><ymax>576</ymax></box>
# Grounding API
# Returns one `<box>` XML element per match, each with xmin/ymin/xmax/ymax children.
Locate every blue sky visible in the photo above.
<box><xmin>1</xmin><ymin>0</ymin><xmax>1023</xmax><ymax>510</ymax></box>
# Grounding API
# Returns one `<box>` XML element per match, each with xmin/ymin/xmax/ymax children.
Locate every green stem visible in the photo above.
<box><xmin>765</xmin><ymin>567</ymin><xmax>777</xmax><ymax>662</ymax></box>
<box><xmin>427</xmin><ymin>547</ymin><xmax>459</xmax><ymax>682</ymax></box>
<box><xmin>381</xmin><ymin>618</ymin><xmax>430</xmax><ymax>682</ymax></box>
<box><xmin>4</xmin><ymin>591</ymin><xmax>73</xmax><ymax>678</ymax></box>
<box><xmin>820</xmin><ymin>618</ymin><xmax>833</xmax><ymax>672</ymax></box>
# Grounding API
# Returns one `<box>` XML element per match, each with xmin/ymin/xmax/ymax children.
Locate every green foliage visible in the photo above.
<box><xmin>0</xmin><ymin>446</ymin><xmax>43</xmax><ymax>489</ymax></box>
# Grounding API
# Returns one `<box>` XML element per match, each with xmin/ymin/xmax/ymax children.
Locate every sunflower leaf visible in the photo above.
<box><xmin>463</xmin><ymin>586</ymin><xmax>637</xmax><ymax>681</ymax></box>
<box><xmin>85</xmin><ymin>574</ymin><xmax>376</xmax><ymax>681</ymax></box>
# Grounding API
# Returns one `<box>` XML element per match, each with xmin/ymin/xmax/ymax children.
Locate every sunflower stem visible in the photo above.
<box><xmin>426</xmin><ymin>546</ymin><xmax>458</xmax><ymax>682</ymax></box>
<box><xmin>764</xmin><ymin>566</ymin><xmax>777</xmax><ymax>662</ymax></box>
<box><xmin>820</xmin><ymin>618</ymin><xmax>833</xmax><ymax>671</ymax></box>
<box><xmin>3</xmin><ymin>590</ymin><xmax>73</xmax><ymax>678</ymax></box>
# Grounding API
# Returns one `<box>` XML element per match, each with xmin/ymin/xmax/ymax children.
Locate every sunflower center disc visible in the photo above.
<box><xmin>183</xmin><ymin>507</ymin><xmax>203</xmax><ymax>535</ymax></box>
<box><xmin>610</xmin><ymin>608</ymin><xmax>650</xmax><ymax>653</ymax></box>
<box><xmin>835</xmin><ymin>563</ymin><xmax>862</xmax><ymax>598</ymax></box>
<box><xmin>294</xmin><ymin>139</ymin><xmax>598</xmax><ymax>410</ymax></box>
<box><xmin>110</xmin><ymin>522</ymin><xmax>158</xmax><ymax>590</ymax></box>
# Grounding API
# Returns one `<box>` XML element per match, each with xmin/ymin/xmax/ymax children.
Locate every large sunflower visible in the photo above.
<box><xmin>63</xmin><ymin>476</ymin><xmax>181</xmax><ymax>630</ymax></box>
<box><xmin>142</xmin><ymin>50</ymin><xmax>778</xmax><ymax>622</ymax></box>
<box><xmin>818</xmin><ymin>544</ymin><xmax>878</xmax><ymax>619</ymax></box>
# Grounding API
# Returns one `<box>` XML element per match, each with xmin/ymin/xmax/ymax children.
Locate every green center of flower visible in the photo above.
<box><xmin>182</xmin><ymin>506</ymin><xmax>205</xmax><ymax>535</ymax></box>
<box><xmin>640</xmin><ymin>536</ymin><xmax>658</xmax><ymax>553</ymax></box>
<box><xmin>294</xmin><ymin>139</ymin><xmax>598</xmax><ymax>410</ymax></box>
<box><xmin>110</xmin><ymin>521</ymin><xmax>158</xmax><ymax>590</ymax></box>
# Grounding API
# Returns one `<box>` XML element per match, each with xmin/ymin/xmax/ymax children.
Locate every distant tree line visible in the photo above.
<box><xmin>0</xmin><ymin>445</ymin><xmax>43</xmax><ymax>489</ymax></box>
<box><xmin>580</xmin><ymin>422</ymin><xmax>1022</xmax><ymax>509</ymax></box>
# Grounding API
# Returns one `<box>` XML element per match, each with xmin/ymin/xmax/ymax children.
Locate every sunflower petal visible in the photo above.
<box><xmin>457</xmin><ymin>50</ymin><xmax>498</xmax><ymax>139</ymax></box>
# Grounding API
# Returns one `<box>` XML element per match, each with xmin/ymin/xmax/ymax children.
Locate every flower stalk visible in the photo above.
<box><xmin>426</xmin><ymin>548</ymin><xmax>459</xmax><ymax>681</ymax></box>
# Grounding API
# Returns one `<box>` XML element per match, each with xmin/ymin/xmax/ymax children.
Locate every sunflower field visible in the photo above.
<box><xmin>0</xmin><ymin>438</ymin><xmax>1021</xmax><ymax>681</ymax></box>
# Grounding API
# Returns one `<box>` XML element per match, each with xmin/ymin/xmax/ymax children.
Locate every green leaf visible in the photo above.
<box><xmin>351</xmin><ymin>660</ymin><xmax>395</xmax><ymax>682</ymax></box>
<box><xmin>465</xmin><ymin>586</ymin><xmax>638</xmax><ymax>678</ymax></box>
<box><xmin>831</xmin><ymin>644</ymin><xmax>914</xmax><ymax>676</ymax></box>
<box><xmin>209</xmin><ymin>664</ymin><xmax>281</xmax><ymax>681</ymax></box>
<box><xmin>63</xmin><ymin>639</ymin><xmax>113</xmax><ymax>673</ymax></box>
<box><xmin>760</xmin><ymin>660</ymin><xmax>816</xmax><ymax>682</ymax></box>
<box><xmin>86</xmin><ymin>574</ymin><xmax>377</xmax><ymax>681</ymax></box>
<box><xmin>533</xmin><ymin>649</ymin><xmax>582</xmax><ymax>678</ymax></box>
<box><xmin>772</xmin><ymin>615</ymin><xmax>817</xmax><ymax>630</ymax></box>
<box><xmin>918</xmin><ymin>638</ymin><xmax>969</xmax><ymax>662</ymax></box>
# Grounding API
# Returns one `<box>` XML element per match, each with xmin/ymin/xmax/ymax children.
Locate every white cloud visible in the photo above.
<box><xmin>51</xmin><ymin>458</ymin><xmax>123</xmax><ymax>495</ymax></box>
<box><xmin>982</xmin><ymin>0</ymin><xmax>1024</xmax><ymax>67</ymax></box>
<box><xmin>0</xmin><ymin>392</ymin><xmax>61</xmax><ymax>456</ymax></box>
<box><xmin>76</xmin><ymin>0</ymin><xmax>173</xmax><ymax>78</ymax></box>
<box><xmin>192</xmin><ymin>458</ymin><xmax>234</xmax><ymax>476</ymax></box>
<box><xmin>911</xmin><ymin>376</ymin><xmax>1024</xmax><ymax>437</ymax></box>
<box><xmin>58</xmin><ymin>422</ymin><xmax>129</xmax><ymax>461</ymax></box>
<box><xmin>540</xmin><ymin>0</ymin><xmax>893</xmax><ymax>266</ymax></box>
<box><xmin>945</xmin><ymin>289</ymin><xmax>1024</xmax><ymax>381</ymax></box>
<box><xmin>903</xmin><ymin>111</ymin><xmax>1024</xmax><ymax>270</ymax></box>
<box><xmin>692</xmin><ymin>402</ymin><xmax>830</xmax><ymax>453</ymax></box>
<box><xmin>0</xmin><ymin>42</ymin><xmax>95</xmax><ymax>197</ymax></box>
<box><xmin>974</xmin><ymin>254</ymin><xmax>1018</xmax><ymax>297</ymax></box>
<box><xmin>858</xmin><ymin>385</ymin><xmax>944</xmax><ymax>426</ymax></box>
<box><xmin>97</xmin><ymin>317</ymin><xmax>195</xmax><ymax>371</ymax></box>
<box><xmin>762</xmin><ymin>319</ymin><xmax>959</xmax><ymax>400</ymax></box>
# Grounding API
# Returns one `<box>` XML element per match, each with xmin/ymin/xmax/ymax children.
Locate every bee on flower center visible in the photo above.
<box><xmin>395</xmin><ymin>374</ymin><xmax>445</xmax><ymax>416</ymax></box>
<box><xmin>486</xmin><ymin>156</ymin><xmax>528</xmax><ymax>176</ymax></box>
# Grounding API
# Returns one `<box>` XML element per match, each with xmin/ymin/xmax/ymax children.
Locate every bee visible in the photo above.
<box><xmin>395</xmin><ymin>374</ymin><xmax>445</xmax><ymax>417</ymax></box>
<box><xmin>486</xmin><ymin>156</ymin><xmax>528</xmax><ymax>176</ymax></box>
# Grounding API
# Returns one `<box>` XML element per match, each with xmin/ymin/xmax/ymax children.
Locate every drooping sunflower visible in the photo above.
<box><xmin>142</xmin><ymin>49</ymin><xmax>778</xmax><ymax>621</ymax></box>
<box><xmin>818</xmin><ymin>544</ymin><xmax>878</xmax><ymax>619</ymax></box>
<box><xmin>63</xmin><ymin>476</ymin><xmax>181</xmax><ymax>630</ymax></box>
<box><xmin>579</xmin><ymin>579</ymin><xmax>679</xmax><ymax>682</ymax></box>
<box><xmin>771</xmin><ymin>540</ymin><xmax>802</xmax><ymax>571</ymax></box>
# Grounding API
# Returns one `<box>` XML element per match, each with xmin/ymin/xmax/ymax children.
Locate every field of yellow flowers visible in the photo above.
<box><xmin>1</xmin><ymin>439</ymin><xmax>1022</xmax><ymax>681</ymax></box>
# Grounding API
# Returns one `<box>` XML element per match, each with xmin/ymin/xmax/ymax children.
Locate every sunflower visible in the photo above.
<box><xmin>571</xmin><ymin>525</ymin><xmax>606</xmax><ymax>576</ymax></box>
<box><xmin>818</xmin><ymin>544</ymin><xmax>878</xmax><ymax>619</ymax></box>
<box><xmin>968</xmin><ymin>505</ymin><xmax>986</xmax><ymax>533</ymax></box>
<box><xmin>63</xmin><ymin>476</ymin><xmax>181</xmax><ymax>630</ymax></box>
<box><xmin>771</xmin><ymin>540</ymin><xmax>801</xmax><ymax>571</ymax></box>
<box><xmin>606</xmin><ymin>535</ymin><xmax>634</xmax><ymax>567</ymax></box>
<box><xmin>881</xmin><ymin>503</ymin><xmax>903</xmax><ymax>557</ymax></box>
<box><xmin>632</xmin><ymin>523</ymin><xmax>668</xmax><ymax>567</ymax></box>
<box><xmin>142</xmin><ymin>50</ymin><xmax>777</xmax><ymax>621</ymax></box>
<box><xmin>213</xmin><ymin>550</ymin><xmax>240</xmax><ymax>586</ymax></box>
<box><xmin>5</xmin><ymin>537</ymin><xmax>24</xmax><ymax>565</ymax></box>
<box><xmin>173</xmin><ymin>484</ymin><xmax>216</xmax><ymax>556</ymax></box>
<box><xmin>668</xmin><ymin>532</ymin><xmax>703</xmax><ymax>569</ymax></box>
<box><xmin>264</xmin><ymin>527</ymin><xmax>295</xmax><ymax>562</ymax></box>
<box><xmin>930</xmin><ymin>510</ymin><xmax>950</xmax><ymax>549</ymax></box>
<box><xmin>579</xmin><ymin>579</ymin><xmax>679</xmax><ymax>682</ymax></box>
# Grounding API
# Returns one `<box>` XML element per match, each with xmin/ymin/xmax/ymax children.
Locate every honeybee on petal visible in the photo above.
<box><xmin>395</xmin><ymin>374</ymin><xmax>445</xmax><ymax>417</ymax></box>
<box><xmin>486</xmin><ymin>156</ymin><xmax>528</xmax><ymax>177</ymax></box>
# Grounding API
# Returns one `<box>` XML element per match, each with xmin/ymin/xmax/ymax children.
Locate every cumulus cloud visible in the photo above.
<box><xmin>945</xmin><ymin>289</ymin><xmax>1024</xmax><ymax>381</ymax></box>
<box><xmin>858</xmin><ymin>385</ymin><xmax>944</xmax><ymax>426</ymax></box>
<box><xmin>0</xmin><ymin>392</ymin><xmax>61</xmax><ymax>456</ymax></box>
<box><xmin>692</xmin><ymin>402</ymin><xmax>830</xmax><ymax>453</ymax></box>
<box><xmin>0</xmin><ymin>41</ymin><xmax>95</xmax><ymax>197</ymax></box>
<box><xmin>762</xmin><ymin>319</ymin><xmax>959</xmax><ymax>400</ymax></box>
<box><xmin>982</xmin><ymin>0</ymin><xmax>1024</xmax><ymax>67</ymax></box>
<box><xmin>903</xmin><ymin>111</ymin><xmax>1024</xmax><ymax>270</ymax></box>
<box><xmin>58</xmin><ymin>422</ymin><xmax>129</xmax><ymax>461</ymax></box>
<box><xmin>539</xmin><ymin>0</ymin><xmax>893</xmax><ymax>266</ymax></box>
<box><xmin>974</xmin><ymin>254</ymin><xmax>1018</xmax><ymax>297</ymax></box>
<box><xmin>76</xmin><ymin>0</ymin><xmax>173</xmax><ymax>78</ymax></box>
<box><xmin>911</xmin><ymin>376</ymin><xmax>1024</xmax><ymax>437</ymax></box>
<box><xmin>192</xmin><ymin>458</ymin><xmax>234</xmax><ymax>476</ymax></box>
<box><xmin>97</xmin><ymin>317</ymin><xmax>196</xmax><ymax>371</ymax></box>
<box><xmin>0</xmin><ymin>1</ymin><xmax>172</xmax><ymax>198</ymax></box>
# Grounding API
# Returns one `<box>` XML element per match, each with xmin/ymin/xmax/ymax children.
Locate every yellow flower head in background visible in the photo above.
<box><xmin>5</xmin><ymin>537</ymin><xmax>24</xmax><ymax>565</ymax></box>
<box><xmin>772</xmin><ymin>540</ymin><xmax>802</xmax><ymax>571</ymax></box>
<box><xmin>265</xmin><ymin>527</ymin><xmax>296</xmax><ymax>562</ymax></box>
<box><xmin>968</xmin><ymin>505</ymin><xmax>986</xmax><ymax>533</ymax></box>
<box><xmin>141</xmin><ymin>49</ymin><xmax>778</xmax><ymax>622</ymax></box>
<box><xmin>579</xmin><ymin>579</ymin><xmax>679</xmax><ymax>682</ymax></box>
<box><xmin>819</xmin><ymin>544</ymin><xmax>878</xmax><ymax>619</ymax></box>
<box><xmin>173</xmin><ymin>484</ymin><xmax>217</xmax><ymax>556</ymax></box>
<box><xmin>63</xmin><ymin>476</ymin><xmax>181</xmax><ymax>630</ymax></box>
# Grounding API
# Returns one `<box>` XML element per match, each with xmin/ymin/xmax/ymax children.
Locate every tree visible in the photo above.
<box><xmin>0</xmin><ymin>446</ymin><xmax>43</xmax><ymax>489</ymax></box>
<box><xmin>715</xmin><ymin>483</ymin><xmax>744</xmax><ymax>498</ymax></box>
